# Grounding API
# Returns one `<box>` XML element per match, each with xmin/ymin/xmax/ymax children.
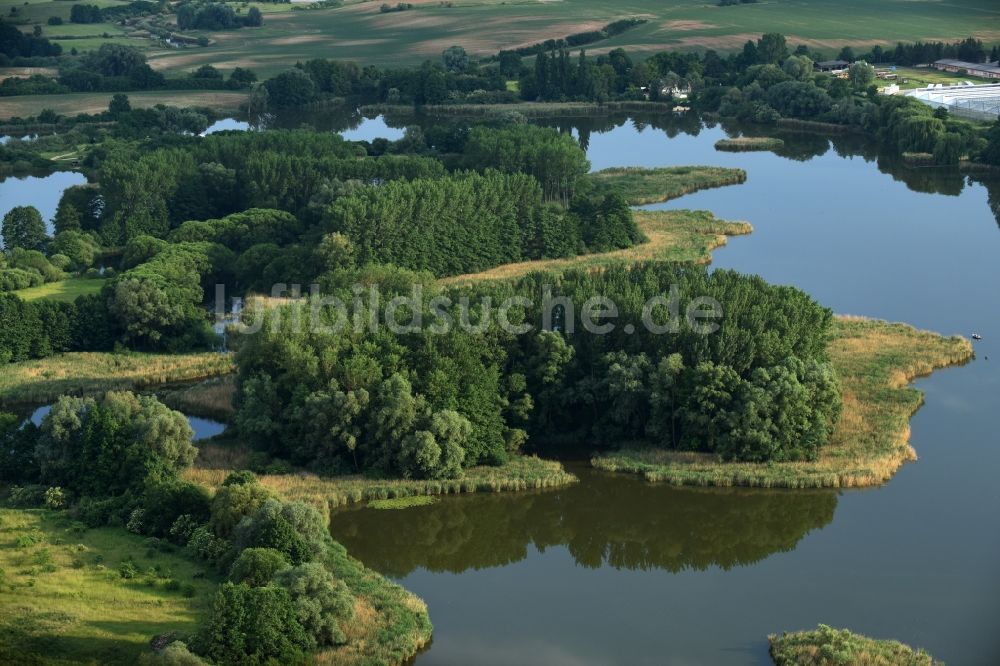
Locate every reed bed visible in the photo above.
<box><xmin>362</xmin><ymin>101</ymin><xmax>673</xmax><ymax>119</ymax></box>
<box><xmin>158</xmin><ymin>375</ymin><xmax>236</xmax><ymax>421</ymax></box>
<box><xmin>368</xmin><ymin>496</ymin><xmax>439</xmax><ymax>510</ymax></box>
<box><xmin>775</xmin><ymin>118</ymin><xmax>863</xmax><ymax>134</ymax></box>
<box><xmin>587</xmin><ymin>166</ymin><xmax>747</xmax><ymax>205</ymax></box>
<box><xmin>184</xmin><ymin>454</ymin><xmax>577</xmax><ymax>512</ymax></box>
<box><xmin>592</xmin><ymin>317</ymin><xmax>973</xmax><ymax>488</ymax></box>
<box><xmin>769</xmin><ymin>625</ymin><xmax>939</xmax><ymax>666</ymax></box>
<box><xmin>0</xmin><ymin>352</ymin><xmax>234</xmax><ymax>405</ymax></box>
<box><xmin>714</xmin><ymin>137</ymin><xmax>784</xmax><ymax>152</ymax></box>
<box><xmin>442</xmin><ymin>209</ymin><xmax>752</xmax><ymax>285</ymax></box>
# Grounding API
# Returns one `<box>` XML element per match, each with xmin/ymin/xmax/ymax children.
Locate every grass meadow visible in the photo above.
<box><xmin>892</xmin><ymin>65</ymin><xmax>998</xmax><ymax>90</ymax></box>
<box><xmin>0</xmin><ymin>507</ymin><xmax>217</xmax><ymax>665</ymax></box>
<box><xmin>0</xmin><ymin>91</ymin><xmax>248</xmax><ymax>119</ymax></box>
<box><xmin>442</xmin><ymin>209</ymin><xmax>752</xmax><ymax>285</ymax></box>
<box><xmin>0</xmin><ymin>352</ymin><xmax>234</xmax><ymax>404</ymax></box>
<box><xmin>592</xmin><ymin>317</ymin><xmax>974</xmax><ymax>488</ymax></box>
<box><xmin>13</xmin><ymin>277</ymin><xmax>107</xmax><ymax>303</ymax></box>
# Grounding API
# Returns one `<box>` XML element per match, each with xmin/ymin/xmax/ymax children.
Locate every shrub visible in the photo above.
<box><xmin>168</xmin><ymin>514</ymin><xmax>200</xmax><ymax>545</ymax></box>
<box><xmin>200</xmin><ymin>582</ymin><xmax>310</xmax><ymax>664</ymax></box>
<box><xmin>228</xmin><ymin>547</ymin><xmax>289</xmax><ymax>587</ymax></box>
<box><xmin>15</xmin><ymin>532</ymin><xmax>43</xmax><ymax>548</ymax></box>
<box><xmin>139</xmin><ymin>640</ymin><xmax>207</xmax><ymax>665</ymax></box>
<box><xmin>74</xmin><ymin>495</ymin><xmax>129</xmax><ymax>527</ymax></box>
<box><xmin>230</xmin><ymin>499</ymin><xmax>329</xmax><ymax>565</ymax></box>
<box><xmin>273</xmin><ymin>562</ymin><xmax>354</xmax><ymax>647</ymax></box>
<box><xmin>222</xmin><ymin>470</ymin><xmax>257</xmax><ymax>487</ymax></box>
<box><xmin>43</xmin><ymin>486</ymin><xmax>68</xmax><ymax>509</ymax></box>
<box><xmin>142</xmin><ymin>481</ymin><xmax>212</xmax><ymax>538</ymax></box>
<box><xmin>8</xmin><ymin>484</ymin><xmax>46</xmax><ymax>507</ymax></box>
<box><xmin>127</xmin><ymin>508</ymin><xmax>146</xmax><ymax>534</ymax></box>
<box><xmin>119</xmin><ymin>560</ymin><xmax>138</xmax><ymax>579</ymax></box>
<box><xmin>187</xmin><ymin>526</ymin><xmax>228</xmax><ymax>564</ymax></box>
<box><xmin>208</xmin><ymin>480</ymin><xmax>274</xmax><ymax>538</ymax></box>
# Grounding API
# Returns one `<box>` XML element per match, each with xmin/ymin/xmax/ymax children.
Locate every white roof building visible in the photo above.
<box><xmin>902</xmin><ymin>82</ymin><xmax>1000</xmax><ymax>121</ymax></box>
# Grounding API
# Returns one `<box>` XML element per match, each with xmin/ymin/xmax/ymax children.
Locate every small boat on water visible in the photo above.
<box><xmin>972</xmin><ymin>333</ymin><xmax>983</xmax><ymax>341</ymax></box>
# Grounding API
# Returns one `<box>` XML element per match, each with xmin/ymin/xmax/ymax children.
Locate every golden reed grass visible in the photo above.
<box><xmin>592</xmin><ymin>317</ymin><xmax>973</xmax><ymax>488</ymax></box>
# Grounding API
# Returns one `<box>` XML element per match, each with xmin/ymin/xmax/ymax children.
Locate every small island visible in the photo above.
<box><xmin>770</xmin><ymin>625</ymin><xmax>940</xmax><ymax>665</ymax></box>
<box><xmin>715</xmin><ymin>136</ymin><xmax>786</xmax><ymax>152</ymax></box>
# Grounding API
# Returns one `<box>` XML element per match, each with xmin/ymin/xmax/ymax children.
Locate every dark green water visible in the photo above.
<box><xmin>3</xmin><ymin>112</ymin><xmax>998</xmax><ymax>663</ymax></box>
<box><xmin>329</xmin><ymin>115</ymin><xmax>1000</xmax><ymax>664</ymax></box>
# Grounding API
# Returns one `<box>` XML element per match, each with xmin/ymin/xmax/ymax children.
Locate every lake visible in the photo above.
<box><xmin>0</xmin><ymin>170</ymin><xmax>87</xmax><ymax>234</ymax></box>
<box><xmin>3</xmin><ymin>110</ymin><xmax>997</xmax><ymax>663</ymax></box>
<box><xmin>329</xmin><ymin>115</ymin><xmax>1000</xmax><ymax>664</ymax></box>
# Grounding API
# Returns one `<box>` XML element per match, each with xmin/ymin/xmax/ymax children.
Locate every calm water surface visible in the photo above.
<box><xmin>0</xmin><ymin>170</ymin><xmax>87</xmax><ymax>233</ymax></box>
<box><xmin>331</xmin><ymin>116</ymin><xmax>1000</xmax><ymax>664</ymax></box>
<box><xmin>2</xmin><ymin>111</ymin><xmax>997</xmax><ymax>663</ymax></box>
<box><xmin>24</xmin><ymin>404</ymin><xmax>224</xmax><ymax>441</ymax></box>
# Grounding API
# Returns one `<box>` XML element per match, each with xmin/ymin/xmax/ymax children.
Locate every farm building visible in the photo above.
<box><xmin>932</xmin><ymin>60</ymin><xmax>1000</xmax><ymax>80</ymax></box>
<box><xmin>815</xmin><ymin>60</ymin><xmax>850</xmax><ymax>73</ymax></box>
<box><xmin>902</xmin><ymin>82</ymin><xmax>1000</xmax><ymax>121</ymax></box>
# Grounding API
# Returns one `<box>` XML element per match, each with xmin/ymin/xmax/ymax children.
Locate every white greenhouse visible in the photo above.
<box><xmin>902</xmin><ymin>83</ymin><xmax>1000</xmax><ymax>121</ymax></box>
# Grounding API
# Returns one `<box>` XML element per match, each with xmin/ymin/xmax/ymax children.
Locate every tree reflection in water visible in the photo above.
<box><xmin>330</xmin><ymin>466</ymin><xmax>837</xmax><ymax>577</ymax></box>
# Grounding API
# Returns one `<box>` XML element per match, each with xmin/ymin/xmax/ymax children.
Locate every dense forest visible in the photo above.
<box><xmin>234</xmin><ymin>263</ymin><xmax>841</xmax><ymax>474</ymax></box>
<box><xmin>0</xmin><ymin>122</ymin><xmax>639</xmax><ymax>357</ymax></box>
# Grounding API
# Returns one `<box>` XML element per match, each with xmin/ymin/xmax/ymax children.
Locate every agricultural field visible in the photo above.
<box><xmin>1</xmin><ymin>0</ymin><xmax>150</xmax><ymax>53</ymax></box>
<box><xmin>126</xmin><ymin>0</ymin><xmax>1000</xmax><ymax>77</ymax></box>
<box><xmin>3</xmin><ymin>0</ymin><xmax>998</xmax><ymax>79</ymax></box>
<box><xmin>0</xmin><ymin>90</ymin><xmax>248</xmax><ymax>118</ymax></box>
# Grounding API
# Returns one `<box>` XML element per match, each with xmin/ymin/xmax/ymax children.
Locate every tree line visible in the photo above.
<box><xmin>232</xmin><ymin>262</ymin><xmax>841</xmax><ymax>475</ymax></box>
<box><xmin>1</xmin><ymin>394</ymin><xmax>369</xmax><ymax>664</ymax></box>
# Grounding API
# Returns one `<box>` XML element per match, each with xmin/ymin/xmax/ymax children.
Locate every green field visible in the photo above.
<box><xmin>3</xmin><ymin>0</ymin><xmax>998</xmax><ymax>79</ymax></box>
<box><xmin>2</xmin><ymin>0</ymin><xmax>150</xmax><ymax>53</ymax></box>
<box><xmin>132</xmin><ymin>0</ymin><xmax>1000</xmax><ymax>77</ymax></box>
<box><xmin>13</xmin><ymin>277</ymin><xmax>107</xmax><ymax>303</ymax></box>
<box><xmin>892</xmin><ymin>65</ymin><xmax>997</xmax><ymax>90</ymax></box>
<box><xmin>0</xmin><ymin>90</ymin><xmax>248</xmax><ymax>119</ymax></box>
<box><xmin>0</xmin><ymin>507</ymin><xmax>217</xmax><ymax>665</ymax></box>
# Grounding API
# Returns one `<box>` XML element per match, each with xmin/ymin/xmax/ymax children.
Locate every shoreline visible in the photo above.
<box><xmin>185</xmin><ymin>454</ymin><xmax>579</xmax><ymax>512</ymax></box>
<box><xmin>441</xmin><ymin>209</ymin><xmax>752</xmax><ymax>285</ymax></box>
<box><xmin>592</xmin><ymin>317</ymin><xmax>973</xmax><ymax>489</ymax></box>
